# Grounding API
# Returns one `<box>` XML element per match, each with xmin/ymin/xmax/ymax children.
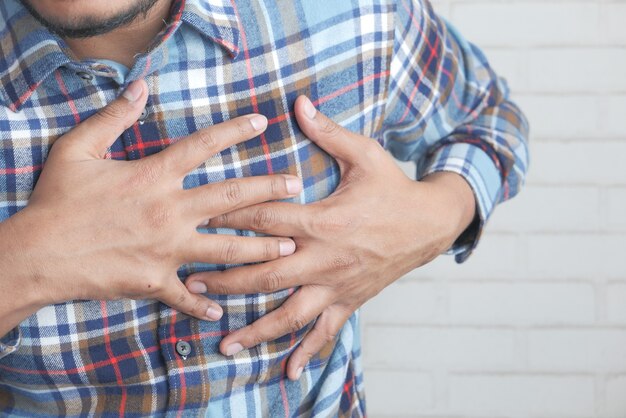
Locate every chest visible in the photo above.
<box><xmin>0</xmin><ymin>0</ymin><xmax>394</xmax><ymax>221</ymax></box>
<box><xmin>0</xmin><ymin>0</ymin><xmax>397</xmax><ymax>407</ymax></box>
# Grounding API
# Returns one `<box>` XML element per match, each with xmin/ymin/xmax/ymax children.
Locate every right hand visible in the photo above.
<box><xmin>11</xmin><ymin>79</ymin><xmax>301</xmax><ymax>322</ymax></box>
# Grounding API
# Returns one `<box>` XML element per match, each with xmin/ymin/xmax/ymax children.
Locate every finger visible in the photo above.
<box><xmin>186</xmin><ymin>252</ymin><xmax>314</xmax><ymax>295</ymax></box>
<box><xmin>155</xmin><ymin>114</ymin><xmax>268</xmax><ymax>177</ymax></box>
<box><xmin>294</xmin><ymin>95</ymin><xmax>368</xmax><ymax>165</ymax></box>
<box><xmin>183</xmin><ymin>234</ymin><xmax>297</xmax><ymax>266</ymax></box>
<box><xmin>158</xmin><ymin>277</ymin><xmax>224</xmax><ymax>322</ymax></box>
<box><xmin>208</xmin><ymin>202</ymin><xmax>313</xmax><ymax>236</ymax></box>
<box><xmin>286</xmin><ymin>305</ymin><xmax>352</xmax><ymax>380</ymax></box>
<box><xmin>218</xmin><ymin>286</ymin><xmax>331</xmax><ymax>357</ymax></box>
<box><xmin>56</xmin><ymin>80</ymin><xmax>149</xmax><ymax>159</ymax></box>
<box><xmin>185</xmin><ymin>175</ymin><xmax>302</xmax><ymax>223</ymax></box>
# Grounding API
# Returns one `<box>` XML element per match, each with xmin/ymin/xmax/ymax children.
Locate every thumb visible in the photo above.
<box><xmin>53</xmin><ymin>80</ymin><xmax>149</xmax><ymax>159</ymax></box>
<box><xmin>294</xmin><ymin>95</ymin><xmax>364</xmax><ymax>164</ymax></box>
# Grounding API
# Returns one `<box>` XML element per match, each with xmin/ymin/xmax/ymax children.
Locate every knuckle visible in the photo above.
<box><xmin>235</xmin><ymin>118</ymin><xmax>252</xmax><ymax>137</ymax></box>
<box><xmin>259</xmin><ymin>270</ymin><xmax>283</xmax><ymax>293</ymax></box>
<box><xmin>212</xmin><ymin>213</ymin><xmax>228</xmax><ymax>227</ymax></box>
<box><xmin>250</xmin><ymin>332</ymin><xmax>266</xmax><ymax>348</ymax></box>
<box><xmin>286</xmin><ymin>313</ymin><xmax>308</xmax><ymax>333</ymax></box>
<box><xmin>212</xmin><ymin>279</ymin><xmax>231</xmax><ymax>296</ymax></box>
<box><xmin>263</xmin><ymin>241</ymin><xmax>277</xmax><ymax>260</ymax></box>
<box><xmin>189</xmin><ymin>297</ymin><xmax>205</xmax><ymax>317</ymax></box>
<box><xmin>320</xmin><ymin>118</ymin><xmax>339</xmax><ymax>136</ymax></box>
<box><xmin>196</xmin><ymin>130</ymin><xmax>219</xmax><ymax>152</ymax></box>
<box><xmin>312</xmin><ymin>212</ymin><xmax>352</xmax><ymax>233</ymax></box>
<box><xmin>219</xmin><ymin>239</ymin><xmax>239</xmax><ymax>264</ymax></box>
<box><xmin>143</xmin><ymin>201</ymin><xmax>174</xmax><ymax>229</ymax></box>
<box><xmin>269</xmin><ymin>177</ymin><xmax>283</xmax><ymax>197</ymax></box>
<box><xmin>97</xmin><ymin>103</ymin><xmax>128</xmax><ymax>122</ymax></box>
<box><xmin>175</xmin><ymin>290</ymin><xmax>188</xmax><ymax>307</ymax></box>
<box><xmin>252</xmin><ymin>207</ymin><xmax>276</xmax><ymax>231</ymax></box>
<box><xmin>320</xmin><ymin>117</ymin><xmax>342</xmax><ymax>138</ymax></box>
<box><xmin>221</xmin><ymin>181</ymin><xmax>243</xmax><ymax>205</ymax></box>
<box><xmin>322</xmin><ymin>330</ymin><xmax>337</xmax><ymax>343</ymax></box>
<box><xmin>133</xmin><ymin>160</ymin><xmax>162</xmax><ymax>186</ymax></box>
<box><xmin>329</xmin><ymin>253</ymin><xmax>360</xmax><ymax>271</ymax></box>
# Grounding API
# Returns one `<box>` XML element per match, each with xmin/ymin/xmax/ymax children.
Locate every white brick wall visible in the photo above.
<box><xmin>361</xmin><ymin>1</ymin><xmax>626</xmax><ymax>417</ymax></box>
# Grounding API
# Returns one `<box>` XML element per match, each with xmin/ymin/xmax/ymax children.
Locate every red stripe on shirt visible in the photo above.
<box><xmin>100</xmin><ymin>301</ymin><xmax>128</xmax><ymax>418</ymax></box>
<box><xmin>230</xmin><ymin>0</ymin><xmax>274</xmax><ymax>175</ymax></box>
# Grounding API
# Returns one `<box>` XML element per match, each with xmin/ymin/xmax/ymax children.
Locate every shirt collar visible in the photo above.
<box><xmin>0</xmin><ymin>0</ymin><xmax>241</xmax><ymax>112</ymax></box>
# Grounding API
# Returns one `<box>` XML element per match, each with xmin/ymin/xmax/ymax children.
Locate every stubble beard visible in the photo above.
<box><xmin>19</xmin><ymin>0</ymin><xmax>162</xmax><ymax>38</ymax></box>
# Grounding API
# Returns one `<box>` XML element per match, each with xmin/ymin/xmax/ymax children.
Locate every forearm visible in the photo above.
<box><xmin>0</xmin><ymin>211</ymin><xmax>51</xmax><ymax>337</ymax></box>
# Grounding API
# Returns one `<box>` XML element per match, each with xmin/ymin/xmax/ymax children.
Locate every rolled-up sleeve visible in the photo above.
<box><xmin>382</xmin><ymin>0</ymin><xmax>530</xmax><ymax>262</ymax></box>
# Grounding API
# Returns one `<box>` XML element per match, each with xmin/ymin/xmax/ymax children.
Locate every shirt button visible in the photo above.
<box><xmin>76</xmin><ymin>71</ymin><xmax>94</xmax><ymax>81</ymax></box>
<box><xmin>175</xmin><ymin>340</ymin><xmax>192</xmax><ymax>358</ymax></box>
<box><xmin>138</xmin><ymin>107</ymin><xmax>149</xmax><ymax>124</ymax></box>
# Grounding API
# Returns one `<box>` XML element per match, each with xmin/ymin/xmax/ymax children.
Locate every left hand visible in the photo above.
<box><xmin>186</xmin><ymin>96</ymin><xmax>477</xmax><ymax>380</ymax></box>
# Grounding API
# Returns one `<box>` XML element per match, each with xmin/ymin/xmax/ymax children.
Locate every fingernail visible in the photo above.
<box><xmin>302</xmin><ymin>97</ymin><xmax>317</xmax><ymax>119</ymax></box>
<box><xmin>225</xmin><ymin>343</ymin><xmax>244</xmax><ymax>356</ymax></box>
<box><xmin>279</xmin><ymin>239</ymin><xmax>296</xmax><ymax>256</ymax></box>
<box><xmin>188</xmin><ymin>281</ymin><xmax>207</xmax><ymax>294</ymax></box>
<box><xmin>206</xmin><ymin>306</ymin><xmax>223</xmax><ymax>321</ymax></box>
<box><xmin>295</xmin><ymin>366</ymin><xmax>304</xmax><ymax>380</ymax></box>
<box><xmin>249</xmin><ymin>115</ymin><xmax>267</xmax><ymax>131</ymax></box>
<box><xmin>122</xmin><ymin>80</ymin><xmax>143</xmax><ymax>102</ymax></box>
<box><xmin>285</xmin><ymin>177</ymin><xmax>302</xmax><ymax>195</ymax></box>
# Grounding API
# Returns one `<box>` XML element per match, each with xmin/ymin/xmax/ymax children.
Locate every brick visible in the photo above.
<box><xmin>607</xmin><ymin>283</ymin><xmax>626</xmax><ymax>324</ymax></box>
<box><xmin>527</xmin><ymin>142</ymin><xmax>626</xmax><ymax>186</ymax></box>
<box><xmin>451</xmin><ymin>2</ymin><xmax>601</xmax><ymax>47</ymax></box>
<box><xmin>361</xmin><ymin>280</ymin><xmax>445</xmax><ymax>325</ymax></box>
<box><xmin>527</xmin><ymin>234</ymin><xmax>626</xmax><ymax>280</ymax></box>
<box><xmin>363</xmin><ymin>326</ymin><xmax>521</xmax><ymax>371</ymax></box>
<box><xmin>604</xmin><ymin>3</ymin><xmax>626</xmax><ymax>45</ymax></box>
<box><xmin>365</xmin><ymin>370</ymin><xmax>434</xmax><ymax>415</ymax></box>
<box><xmin>410</xmin><ymin>233</ymin><xmax>522</xmax><ymax>280</ymax></box>
<box><xmin>607</xmin><ymin>187</ymin><xmax>626</xmax><ymax>231</ymax></box>
<box><xmin>449</xmin><ymin>374</ymin><xmax>595</xmax><ymax>417</ymax></box>
<box><xmin>488</xmin><ymin>186</ymin><xmax>601</xmax><ymax>233</ymax></box>
<box><xmin>604</xmin><ymin>96</ymin><xmax>626</xmax><ymax>138</ymax></box>
<box><xmin>449</xmin><ymin>282</ymin><xmax>595</xmax><ymax>325</ymax></box>
<box><xmin>605</xmin><ymin>375</ymin><xmax>626</xmax><ymax>418</ymax></box>
<box><xmin>528</xmin><ymin>48</ymin><xmax>626</xmax><ymax>93</ymax></box>
<box><xmin>528</xmin><ymin>329</ymin><xmax>626</xmax><ymax>372</ymax></box>
<box><xmin>482</xmin><ymin>48</ymin><xmax>530</xmax><ymax>92</ymax></box>
<box><xmin>513</xmin><ymin>94</ymin><xmax>603</xmax><ymax>140</ymax></box>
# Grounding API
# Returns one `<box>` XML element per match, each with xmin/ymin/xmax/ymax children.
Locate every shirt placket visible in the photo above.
<box><xmin>65</xmin><ymin>57</ymin><xmax>211</xmax><ymax>414</ymax></box>
<box><xmin>117</xmin><ymin>76</ymin><xmax>211</xmax><ymax>414</ymax></box>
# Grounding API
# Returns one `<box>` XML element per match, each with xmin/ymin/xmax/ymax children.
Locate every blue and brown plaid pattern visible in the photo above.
<box><xmin>0</xmin><ymin>0</ymin><xmax>528</xmax><ymax>416</ymax></box>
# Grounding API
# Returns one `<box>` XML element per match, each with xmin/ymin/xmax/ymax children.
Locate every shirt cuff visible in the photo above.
<box><xmin>0</xmin><ymin>327</ymin><xmax>21</xmax><ymax>359</ymax></box>
<box><xmin>419</xmin><ymin>142</ymin><xmax>502</xmax><ymax>263</ymax></box>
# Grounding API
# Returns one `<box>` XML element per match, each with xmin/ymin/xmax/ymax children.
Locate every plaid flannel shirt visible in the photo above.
<box><xmin>0</xmin><ymin>0</ymin><xmax>529</xmax><ymax>416</ymax></box>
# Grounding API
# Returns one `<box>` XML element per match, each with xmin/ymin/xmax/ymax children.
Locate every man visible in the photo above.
<box><xmin>0</xmin><ymin>0</ymin><xmax>528</xmax><ymax>416</ymax></box>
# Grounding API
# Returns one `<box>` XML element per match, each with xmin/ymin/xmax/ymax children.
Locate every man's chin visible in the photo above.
<box><xmin>19</xmin><ymin>0</ymin><xmax>161</xmax><ymax>38</ymax></box>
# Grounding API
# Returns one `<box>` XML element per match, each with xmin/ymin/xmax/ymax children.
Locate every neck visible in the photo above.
<box><xmin>63</xmin><ymin>0</ymin><xmax>173</xmax><ymax>68</ymax></box>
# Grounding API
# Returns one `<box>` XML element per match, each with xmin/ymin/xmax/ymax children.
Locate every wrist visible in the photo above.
<box><xmin>421</xmin><ymin>171</ymin><xmax>477</xmax><ymax>242</ymax></box>
<box><xmin>0</xmin><ymin>209</ymin><xmax>60</xmax><ymax>307</ymax></box>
